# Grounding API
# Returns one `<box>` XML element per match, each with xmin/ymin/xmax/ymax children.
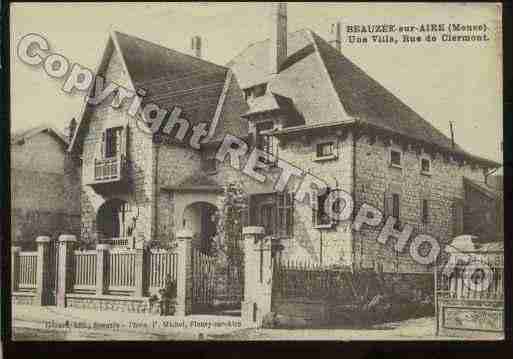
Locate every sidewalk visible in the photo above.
<box><xmin>12</xmin><ymin>305</ymin><xmax>503</xmax><ymax>341</ymax></box>
<box><xmin>12</xmin><ymin>304</ymin><xmax>250</xmax><ymax>341</ymax></box>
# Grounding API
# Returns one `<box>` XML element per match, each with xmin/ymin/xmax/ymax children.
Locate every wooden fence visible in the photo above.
<box><xmin>108</xmin><ymin>249</ymin><xmax>136</xmax><ymax>293</ymax></box>
<box><xmin>148</xmin><ymin>249</ymin><xmax>178</xmax><ymax>292</ymax></box>
<box><xmin>73</xmin><ymin>250</ymin><xmax>97</xmax><ymax>293</ymax></box>
<box><xmin>18</xmin><ymin>251</ymin><xmax>38</xmax><ymax>291</ymax></box>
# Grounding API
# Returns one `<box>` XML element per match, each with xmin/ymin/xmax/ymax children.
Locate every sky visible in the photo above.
<box><xmin>10</xmin><ymin>2</ymin><xmax>502</xmax><ymax>162</ymax></box>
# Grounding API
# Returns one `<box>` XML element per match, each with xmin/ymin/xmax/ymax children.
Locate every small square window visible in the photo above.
<box><xmin>316</xmin><ymin>142</ymin><xmax>334</xmax><ymax>158</ymax></box>
<box><xmin>421</xmin><ymin>158</ymin><xmax>430</xmax><ymax>173</ymax></box>
<box><xmin>391</xmin><ymin>150</ymin><xmax>401</xmax><ymax>167</ymax></box>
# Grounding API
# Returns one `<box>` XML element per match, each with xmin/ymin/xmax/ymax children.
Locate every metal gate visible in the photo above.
<box><xmin>435</xmin><ymin>250</ymin><xmax>504</xmax><ymax>337</ymax></box>
<box><xmin>191</xmin><ymin>248</ymin><xmax>244</xmax><ymax>314</ymax></box>
<box><xmin>40</xmin><ymin>239</ymin><xmax>60</xmax><ymax>306</ymax></box>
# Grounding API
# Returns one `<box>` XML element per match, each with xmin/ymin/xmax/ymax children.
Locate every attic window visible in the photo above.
<box><xmin>244</xmin><ymin>83</ymin><xmax>268</xmax><ymax>101</ymax></box>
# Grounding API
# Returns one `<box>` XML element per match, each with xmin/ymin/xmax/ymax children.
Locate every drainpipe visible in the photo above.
<box><xmin>352</xmin><ymin>125</ymin><xmax>358</xmax><ymax>272</ymax></box>
<box><xmin>153</xmin><ymin>144</ymin><xmax>159</xmax><ymax>242</ymax></box>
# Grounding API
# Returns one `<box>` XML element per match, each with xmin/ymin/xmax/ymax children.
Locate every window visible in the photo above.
<box><xmin>313</xmin><ymin>188</ymin><xmax>336</xmax><ymax>227</ymax></box>
<box><xmin>277</xmin><ymin>192</ymin><xmax>294</xmax><ymax>237</ymax></box>
<box><xmin>202</xmin><ymin>153</ymin><xmax>217</xmax><ymax>174</ymax></box>
<box><xmin>316</xmin><ymin>142</ymin><xmax>334</xmax><ymax>158</ymax></box>
<box><xmin>244</xmin><ymin>83</ymin><xmax>268</xmax><ymax>101</ymax></box>
<box><xmin>385</xmin><ymin>192</ymin><xmax>401</xmax><ymax>229</ymax></box>
<box><xmin>392</xmin><ymin>193</ymin><xmax>400</xmax><ymax>219</ymax></box>
<box><xmin>422</xmin><ymin>199</ymin><xmax>429</xmax><ymax>224</ymax></box>
<box><xmin>102</xmin><ymin>127</ymin><xmax>122</xmax><ymax>159</ymax></box>
<box><xmin>390</xmin><ymin>150</ymin><xmax>401</xmax><ymax>167</ymax></box>
<box><xmin>253</xmin><ymin>83</ymin><xmax>267</xmax><ymax>97</ymax></box>
<box><xmin>202</xmin><ymin>158</ymin><xmax>217</xmax><ymax>174</ymax></box>
<box><xmin>256</xmin><ymin>121</ymin><xmax>276</xmax><ymax>164</ymax></box>
<box><xmin>253</xmin><ymin>192</ymin><xmax>294</xmax><ymax>237</ymax></box>
<box><xmin>421</xmin><ymin>158</ymin><xmax>430</xmax><ymax>174</ymax></box>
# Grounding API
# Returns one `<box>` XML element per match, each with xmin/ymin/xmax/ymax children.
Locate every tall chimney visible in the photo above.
<box><xmin>330</xmin><ymin>22</ymin><xmax>341</xmax><ymax>52</ymax></box>
<box><xmin>269</xmin><ymin>3</ymin><xmax>287</xmax><ymax>74</ymax></box>
<box><xmin>191</xmin><ymin>36</ymin><xmax>202</xmax><ymax>58</ymax></box>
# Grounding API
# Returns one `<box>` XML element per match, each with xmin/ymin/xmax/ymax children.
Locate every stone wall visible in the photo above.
<box><xmin>80</xmin><ymin>42</ymin><xmax>155</xmax><ymax>243</ymax></box>
<box><xmin>276</xmin><ymin>131</ymin><xmax>354</xmax><ymax>265</ymax></box>
<box><xmin>66</xmin><ymin>294</ymin><xmax>160</xmax><ymax>314</ymax></box>
<box><xmin>11</xmin><ymin>133</ymin><xmax>81</xmax><ymax>247</ymax></box>
<box><xmin>12</xmin><ymin>292</ymin><xmax>36</xmax><ymax>306</ymax></box>
<box><xmin>353</xmin><ymin>134</ymin><xmax>486</xmax><ymax>271</ymax></box>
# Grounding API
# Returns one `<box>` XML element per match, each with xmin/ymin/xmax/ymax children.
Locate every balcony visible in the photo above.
<box><xmin>87</xmin><ymin>155</ymin><xmax>128</xmax><ymax>192</ymax></box>
<box><xmin>99</xmin><ymin>237</ymin><xmax>135</xmax><ymax>249</ymax></box>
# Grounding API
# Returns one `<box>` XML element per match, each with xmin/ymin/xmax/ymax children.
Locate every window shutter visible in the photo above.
<box><xmin>248</xmin><ymin>195</ymin><xmax>255</xmax><ymax>226</ymax></box>
<box><xmin>100</xmin><ymin>131</ymin><xmax>106</xmax><ymax>158</ymax></box>
<box><xmin>121</xmin><ymin>125</ymin><xmax>128</xmax><ymax>157</ymax></box>
<box><xmin>452</xmin><ymin>198</ymin><xmax>464</xmax><ymax>236</ymax></box>
<box><xmin>384</xmin><ymin>192</ymin><xmax>393</xmax><ymax>217</ymax></box>
<box><xmin>311</xmin><ymin>189</ymin><xmax>319</xmax><ymax>225</ymax></box>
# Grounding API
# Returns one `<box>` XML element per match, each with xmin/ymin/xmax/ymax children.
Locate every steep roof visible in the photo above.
<box><xmin>114</xmin><ymin>31</ymin><xmax>228</xmax><ymax>131</ymax></box>
<box><xmin>70</xmin><ymin>31</ymin><xmax>247</xmax><ymax>152</ymax></box>
<box><xmin>228</xmin><ymin>29</ymin><xmax>499</xmax><ymax>167</ymax></box>
<box><xmin>464</xmin><ymin>177</ymin><xmax>503</xmax><ymax>200</ymax></box>
<box><xmin>11</xmin><ymin>125</ymin><xmax>69</xmax><ymax>146</ymax></box>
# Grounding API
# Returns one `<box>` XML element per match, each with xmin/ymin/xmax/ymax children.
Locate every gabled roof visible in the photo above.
<box><xmin>11</xmin><ymin>125</ymin><xmax>69</xmax><ymax>146</ymax></box>
<box><xmin>242</xmin><ymin>92</ymin><xmax>294</xmax><ymax>117</ymax></box>
<box><xmin>70</xmin><ymin>31</ymin><xmax>242</xmax><ymax>152</ymax></box>
<box><xmin>464</xmin><ymin>177</ymin><xmax>502</xmax><ymax>200</ymax></box>
<box><xmin>114</xmin><ymin>32</ymin><xmax>228</xmax><ymax>131</ymax></box>
<box><xmin>228</xmin><ymin>29</ymin><xmax>499</xmax><ymax>167</ymax></box>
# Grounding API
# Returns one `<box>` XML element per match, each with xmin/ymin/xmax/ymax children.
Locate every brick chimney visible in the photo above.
<box><xmin>269</xmin><ymin>3</ymin><xmax>287</xmax><ymax>74</ymax></box>
<box><xmin>329</xmin><ymin>22</ymin><xmax>341</xmax><ymax>52</ymax></box>
<box><xmin>191</xmin><ymin>36</ymin><xmax>202</xmax><ymax>58</ymax></box>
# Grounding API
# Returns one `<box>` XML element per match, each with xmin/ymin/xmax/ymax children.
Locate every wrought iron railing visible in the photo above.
<box><xmin>93</xmin><ymin>155</ymin><xmax>124</xmax><ymax>182</ymax></box>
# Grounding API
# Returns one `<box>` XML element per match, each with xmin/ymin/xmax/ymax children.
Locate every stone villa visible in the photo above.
<box><xmin>67</xmin><ymin>4</ymin><xmax>500</xmax><ymax>272</ymax></box>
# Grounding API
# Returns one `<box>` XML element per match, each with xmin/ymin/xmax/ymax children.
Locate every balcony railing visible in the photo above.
<box><xmin>93</xmin><ymin>156</ymin><xmax>124</xmax><ymax>183</ymax></box>
<box><xmin>99</xmin><ymin>237</ymin><xmax>135</xmax><ymax>249</ymax></box>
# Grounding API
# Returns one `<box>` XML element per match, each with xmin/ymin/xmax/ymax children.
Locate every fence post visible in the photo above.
<box><xmin>34</xmin><ymin>236</ymin><xmax>52</xmax><ymax>306</ymax></box>
<box><xmin>11</xmin><ymin>246</ymin><xmax>21</xmax><ymax>293</ymax></box>
<box><xmin>57</xmin><ymin>234</ymin><xmax>76</xmax><ymax>307</ymax></box>
<box><xmin>175</xmin><ymin>229</ymin><xmax>193</xmax><ymax>316</ymax></box>
<box><xmin>96</xmin><ymin>244</ymin><xmax>110</xmax><ymax>296</ymax></box>
<box><xmin>242</xmin><ymin>226</ymin><xmax>272</xmax><ymax>327</ymax></box>
<box><xmin>134</xmin><ymin>244</ymin><xmax>146</xmax><ymax>297</ymax></box>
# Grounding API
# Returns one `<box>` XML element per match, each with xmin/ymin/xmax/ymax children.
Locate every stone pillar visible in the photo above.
<box><xmin>134</xmin><ymin>245</ymin><xmax>146</xmax><ymax>297</ymax></box>
<box><xmin>11</xmin><ymin>246</ymin><xmax>21</xmax><ymax>293</ymax></box>
<box><xmin>57</xmin><ymin>235</ymin><xmax>76</xmax><ymax>307</ymax></box>
<box><xmin>34</xmin><ymin>236</ymin><xmax>52</xmax><ymax>306</ymax></box>
<box><xmin>175</xmin><ymin>229</ymin><xmax>193</xmax><ymax>316</ymax></box>
<box><xmin>96</xmin><ymin>244</ymin><xmax>110</xmax><ymax>296</ymax></box>
<box><xmin>242</xmin><ymin>226</ymin><xmax>273</xmax><ymax>327</ymax></box>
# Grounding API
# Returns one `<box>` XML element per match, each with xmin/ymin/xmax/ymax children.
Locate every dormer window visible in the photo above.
<box><xmin>244</xmin><ymin>83</ymin><xmax>268</xmax><ymax>101</ymax></box>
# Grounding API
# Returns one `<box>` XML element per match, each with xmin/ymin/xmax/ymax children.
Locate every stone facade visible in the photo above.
<box><xmin>79</xmin><ymin>43</ymin><xmax>155</xmax><ymax>245</ymax></box>
<box><xmin>352</xmin><ymin>133</ymin><xmax>486</xmax><ymax>271</ymax></box>
<box><xmin>11</xmin><ymin>130</ymin><xmax>80</xmax><ymax>249</ymax></box>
